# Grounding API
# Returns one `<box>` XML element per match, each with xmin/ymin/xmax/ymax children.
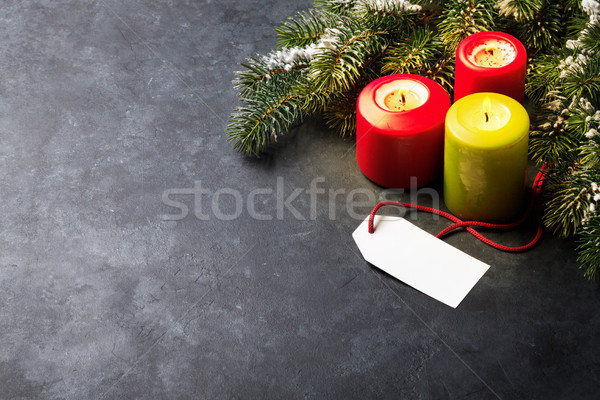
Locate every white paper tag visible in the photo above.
<box><xmin>352</xmin><ymin>215</ymin><xmax>490</xmax><ymax>308</ymax></box>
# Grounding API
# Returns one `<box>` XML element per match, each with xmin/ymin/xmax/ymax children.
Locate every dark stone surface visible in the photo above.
<box><xmin>0</xmin><ymin>1</ymin><xmax>598</xmax><ymax>399</ymax></box>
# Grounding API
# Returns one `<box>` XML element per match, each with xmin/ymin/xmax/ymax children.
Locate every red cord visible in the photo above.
<box><xmin>368</xmin><ymin>167</ymin><xmax>547</xmax><ymax>253</ymax></box>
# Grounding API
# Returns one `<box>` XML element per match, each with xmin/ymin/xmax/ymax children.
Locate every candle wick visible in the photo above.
<box><xmin>401</xmin><ymin>92</ymin><xmax>406</xmax><ymax>104</ymax></box>
<box><xmin>485</xmin><ymin>112</ymin><xmax>489</xmax><ymax>123</ymax></box>
<box><xmin>488</xmin><ymin>49</ymin><xmax>494</xmax><ymax>56</ymax></box>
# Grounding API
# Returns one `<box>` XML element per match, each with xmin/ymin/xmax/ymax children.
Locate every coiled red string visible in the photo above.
<box><xmin>368</xmin><ymin>168</ymin><xmax>547</xmax><ymax>253</ymax></box>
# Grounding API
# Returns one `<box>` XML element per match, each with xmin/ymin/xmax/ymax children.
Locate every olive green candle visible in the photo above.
<box><xmin>444</xmin><ymin>93</ymin><xmax>529</xmax><ymax>222</ymax></box>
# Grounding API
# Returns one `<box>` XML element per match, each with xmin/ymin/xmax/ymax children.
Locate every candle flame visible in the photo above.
<box><xmin>397</xmin><ymin>88</ymin><xmax>409</xmax><ymax>104</ymax></box>
<box><xmin>485</xmin><ymin>44</ymin><xmax>497</xmax><ymax>56</ymax></box>
<box><xmin>483</xmin><ymin>96</ymin><xmax>491</xmax><ymax>123</ymax></box>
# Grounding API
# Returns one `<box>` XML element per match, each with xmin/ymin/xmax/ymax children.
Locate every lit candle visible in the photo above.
<box><xmin>454</xmin><ymin>31</ymin><xmax>526</xmax><ymax>103</ymax></box>
<box><xmin>444</xmin><ymin>92</ymin><xmax>529</xmax><ymax>222</ymax></box>
<box><xmin>382</xmin><ymin>87</ymin><xmax>423</xmax><ymax>111</ymax></box>
<box><xmin>356</xmin><ymin>74</ymin><xmax>451</xmax><ymax>188</ymax></box>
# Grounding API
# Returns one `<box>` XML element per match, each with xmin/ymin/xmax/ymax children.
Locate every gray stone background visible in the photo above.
<box><xmin>0</xmin><ymin>1</ymin><xmax>598</xmax><ymax>399</ymax></box>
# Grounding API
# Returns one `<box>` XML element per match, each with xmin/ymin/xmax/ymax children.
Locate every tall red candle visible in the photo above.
<box><xmin>454</xmin><ymin>31</ymin><xmax>526</xmax><ymax>103</ymax></box>
<box><xmin>356</xmin><ymin>74</ymin><xmax>450</xmax><ymax>188</ymax></box>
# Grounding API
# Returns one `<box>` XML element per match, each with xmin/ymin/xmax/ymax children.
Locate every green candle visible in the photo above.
<box><xmin>444</xmin><ymin>92</ymin><xmax>529</xmax><ymax>222</ymax></box>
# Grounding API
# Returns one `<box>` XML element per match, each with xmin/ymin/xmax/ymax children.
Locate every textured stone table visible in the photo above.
<box><xmin>0</xmin><ymin>1</ymin><xmax>598</xmax><ymax>399</ymax></box>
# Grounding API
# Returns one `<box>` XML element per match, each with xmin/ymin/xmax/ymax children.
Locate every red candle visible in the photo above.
<box><xmin>356</xmin><ymin>74</ymin><xmax>451</xmax><ymax>188</ymax></box>
<box><xmin>454</xmin><ymin>31</ymin><xmax>526</xmax><ymax>103</ymax></box>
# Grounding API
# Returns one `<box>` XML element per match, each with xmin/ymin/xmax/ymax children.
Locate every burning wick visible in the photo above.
<box><xmin>398</xmin><ymin>88</ymin><xmax>408</xmax><ymax>105</ymax></box>
<box><xmin>382</xmin><ymin>86</ymin><xmax>421</xmax><ymax>112</ymax></box>
<box><xmin>485</xmin><ymin>44</ymin><xmax>497</xmax><ymax>56</ymax></box>
<box><xmin>483</xmin><ymin>96</ymin><xmax>491</xmax><ymax>123</ymax></box>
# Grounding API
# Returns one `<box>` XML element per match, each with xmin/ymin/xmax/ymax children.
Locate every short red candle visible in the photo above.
<box><xmin>356</xmin><ymin>74</ymin><xmax>451</xmax><ymax>188</ymax></box>
<box><xmin>454</xmin><ymin>31</ymin><xmax>526</xmax><ymax>103</ymax></box>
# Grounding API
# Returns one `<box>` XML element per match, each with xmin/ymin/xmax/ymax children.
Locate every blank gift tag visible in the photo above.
<box><xmin>352</xmin><ymin>215</ymin><xmax>490</xmax><ymax>308</ymax></box>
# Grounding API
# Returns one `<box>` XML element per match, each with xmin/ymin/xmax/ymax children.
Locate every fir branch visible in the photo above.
<box><xmin>543</xmin><ymin>165</ymin><xmax>591</xmax><ymax>237</ymax></box>
<box><xmin>233</xmin><ymin>48</ymin><xmax>312</xmax><ymax>96</ymax></box>
<box><xmin>529</xmin><ymin>129</ymin><xmax>580</xmax><ymax>167</ymax></box>
<box><xmin>561</xmin><ymin>55</ymin><xmax>600</xmax><ymax>104</ymax></box>
<box><xmin>227</xmin><ymin>79</ymin><xmax>305</xmax><ymax>156</ymax></box>
<box><xmin>380</xmin><ymin>27</ymin><xmax>440</xmax><ymax>75</ymax></box>
<box><xmin>526</xmin><ymin>53</ymin><xmax>563</xmax><ymax>104</ymax></box>
<box><xmin>529</xmin><ymin>99</ymin><xmax>577</xmax><ymax>165</ymax></box>
<box><xmin>378</xmin><ymin>25</ymin><xmax>454</xmax><ymax>92</ymax></box>
<box><xmin>564</xmin><ymin>2</ymin><xmax>589</xmax><ymax>38</ymax></box>
<box><xmin>303</xmin><ymin>1</ymin><xmax>428</xmax><ymax>97</ymax></box>
<box><xmin>294</xmin><ymin>83</ymin><xmax>338</xmax><ymax>115</ymax></box>
<box><xmin>293</xmin><ymin>76</ymin><xmax>365</xmax><ymax>136</ymax></box>
<box><xmin>576</xmin><ymin>100</ymin><xmax>600</xmax><ymax>167</ymax></box>
<box><xmin>563</xmin><ymin>0</ymin><xmax>584</xmax><ymax>14</ymax></box>
<box><xmin>577</xmin><ymin>215</ymin><xmax>600</xmax><ymax>281</ymax></box>
<box><xmin>580</xmin><ymin>134</ymin><xmax>600</xmax><ymax>169</ymax></box>
<box><xmin>529</xmin><ymin>134</ymin><xmax>572</xmax><ymax>166</ymax></box>
<box><xmin>579</xmin><ymin>23</ymin><xmax>600</xmax><ymax>52</ymax></box>
<box><xmin>496</xmin><ymin>0</ymin><xmax>542</xmax><ymax>20</ymax></box>
<box><xmin>428</xmin><ymin>55</ymin><xmax>455</xmax><ymax>93</ymax></box>
<box><xmin>314</xmin><ymin>0</ymin><xmax>358</xmax><ymax>15</ymax></box>
<box><xmin>353</xmin><ymin>0</ymin><xmax>423</xmax><ymax>30</ymax></box>
<box><xmin>307</xmin><ymin>24</ymin><xmax>389</xmax><ymax>93</ymax></box>
<box><xmin>567</xmin><ymin>96</ymin><xmax>600</xmax><ymax>139</ymax></box>
<box><xmin>512</xmin><ymin>0</ymin><xmax>562</xmax><ymax>52</ymax></box>
<box><xmin>437</xmin><ymin>0</ymin><xmax>497</xmax><ymax>50</ymax></box>
<box><xmin>276</xmin><ymin>9</ymin><xmax>344</xmax><ymax>48</ymax></box>
<box><xmin>577</xmin><ymin>178</ymin><xmax>600</xmax><ymax>281</ymax></box>
<box><xmin>298</xmin><ymin>40</ymin><xmax>382</xmax><ymax>135</ymax></box>
<box><xmin>323</xmin><ymin>91</ymin><xmax>360</xmax><ymax>136</ymax></box>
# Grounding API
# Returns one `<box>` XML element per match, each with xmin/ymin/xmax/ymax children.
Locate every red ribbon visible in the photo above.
<box><xmin>368</xmin><ymin>168</ymin><xmax>547</xmax><ymax>253</ymax></box>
